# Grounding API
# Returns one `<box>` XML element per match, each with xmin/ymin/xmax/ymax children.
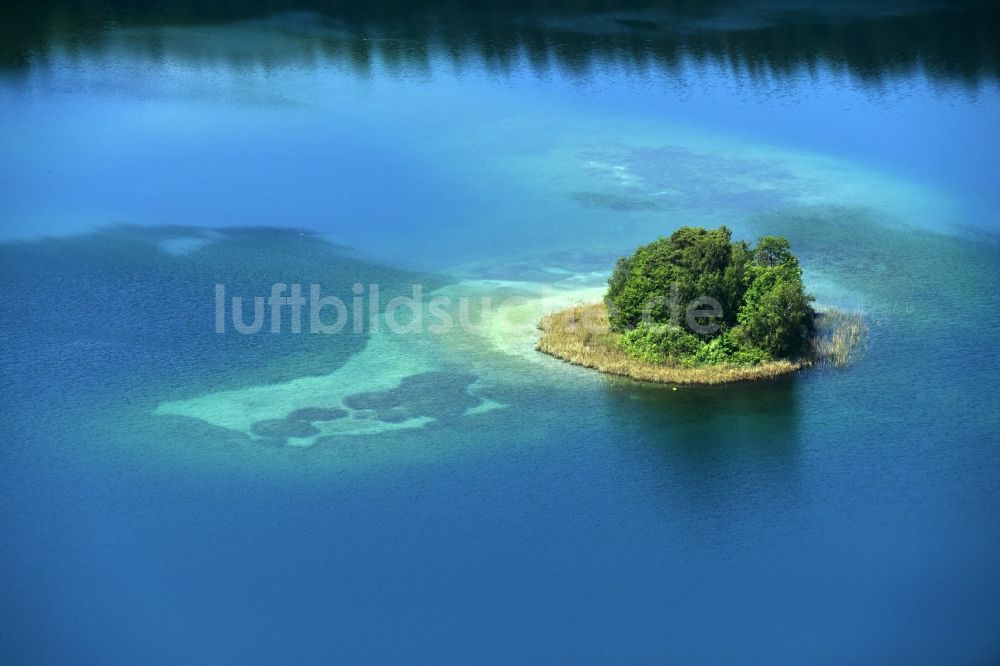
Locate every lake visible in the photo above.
<box><xmin>1</xmin><ymin>1</ymin><xmax>999</xmax><ymax>662</ymax></box>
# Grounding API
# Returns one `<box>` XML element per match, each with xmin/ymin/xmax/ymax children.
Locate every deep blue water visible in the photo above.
<box><xmin>2</xmin><ymin>2</ymin><xmax>1000</xmax><ymax>663</ymax></box>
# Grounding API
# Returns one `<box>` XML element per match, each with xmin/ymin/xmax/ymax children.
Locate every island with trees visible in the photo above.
<box><xmin>537</xmin><ymin>226</ymin><xmax>863</xmax><ymax>384</ymax></box>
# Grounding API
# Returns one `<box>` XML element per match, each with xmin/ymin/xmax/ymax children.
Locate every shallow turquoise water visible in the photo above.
<box><xmin>2</xmin><ymin>2</ymin><xmax>1000</xmax><ymax>662</ymax></box>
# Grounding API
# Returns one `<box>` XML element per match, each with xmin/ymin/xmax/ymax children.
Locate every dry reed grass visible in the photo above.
<box><xmin>812</xmin><ymin>307</ymin><xmax>867</xmax><ymax>367</ymax></box>
<box><xmin>537</xmin><ymin>302</ymin><xmax>864</xmax><ymax>385</ymax></box>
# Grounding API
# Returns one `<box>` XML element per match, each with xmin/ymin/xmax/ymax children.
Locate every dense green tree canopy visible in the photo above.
<box><xmin>605</xmin><ymin>226</ymin><xmax>815</xmax><ymax>364</ymax></box>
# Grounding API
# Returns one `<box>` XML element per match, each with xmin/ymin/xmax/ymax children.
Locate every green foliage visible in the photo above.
<box><xmin>692</xmin><ymin>332</ymin><xmax>772</xmax><ymax>366</ymax></box>
<box><xmin>606</xmin><ymin>226</ymin><xmax>815</xmax><ymax>364</ymax></box>
<box><xmin>617</xmin><ymin>322</ymin><xmax>702</xmax><ymax>364</ymax></box>
<box><xmin>738</xmin><ymin>263</ymin><xmax>816</xmax><ymax>358</ymax></box>
<box><xmin>605</xmin><ymin>254</ymin><xmax>633</xmax><ymax>316</ymax></box>
<box><xmin>618</xmin><ymin>326</ymin><xmax>772</xmax><ymax>367</ymax></box>
<box><xmin>605</xmin><ymin>226</ymin><xmax>750</xmax><ymax>332</ymax></box>
<box><xmin>752</xmin><ymin>235</ymin><xmax>794</xmax><ymax>267</ymax></box>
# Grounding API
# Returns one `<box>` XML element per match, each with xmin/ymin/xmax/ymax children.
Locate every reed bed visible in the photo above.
<box><xmin>537</xmin><ymin>302</ymin><xmax>864</xmax><ymax>385</ymax></box>
<box><xmin>812</xmin><ymin>307</ymin><xmax>868</xmax><ymax>367</ymax></box>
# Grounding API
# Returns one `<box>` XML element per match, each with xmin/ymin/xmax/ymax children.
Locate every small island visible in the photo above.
<box><xmin>537</xmin><ymin>226</ymin><xmax>863</xmax><ymax>384</ymax></box>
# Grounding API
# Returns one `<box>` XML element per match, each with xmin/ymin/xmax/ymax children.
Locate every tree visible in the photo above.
<box><xmin>752</xmin><ymin>235</ymin><xmax>795</xmax><ymax>267</ymax></box>
<box><xmin>605</xmin><ymin>226</ymin><xmax>747</xmax><ymax>332</ymax></box>
<box><xmin>605</xmin><ymin>227</ymin><xmax>815</xmax><ymax>363</ymax></box>
<box><xmin>736</xmin><ymin>262</ymin><xmax>815</xmax><ymax>358</ymax></box>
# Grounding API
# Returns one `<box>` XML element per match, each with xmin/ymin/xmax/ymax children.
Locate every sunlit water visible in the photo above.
<box><xmin>2</xmin><ymin>4</ymin><xmax>1000</xmax><ymax>662</ymax></box>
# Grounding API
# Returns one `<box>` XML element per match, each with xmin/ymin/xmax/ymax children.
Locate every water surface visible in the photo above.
<box><xmin>2</xmin><ymin>1</ymin><xmax>999</xmax><ymax>662</ymax></box>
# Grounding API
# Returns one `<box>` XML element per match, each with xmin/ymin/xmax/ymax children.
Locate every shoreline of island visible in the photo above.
<box><xmin>536</xmin><ymin>302</ymin><xmax>863</xmax><ymax>385</ymax></box>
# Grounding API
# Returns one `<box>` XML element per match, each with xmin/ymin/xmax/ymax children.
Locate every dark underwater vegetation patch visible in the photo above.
<box><xmin>249</xmin><ymin>408</ymin><xmax>348</xmax><ymax>444</ymax></box>
<box><xmin>250</xmin><ymin>418</ymin><xmax>320</xmax><ymax>439</ymax></box>
<box><xmin>343</xmin><ymin>371</ymin><xmax>481</xmax><ymax>424</ymax></box>
<box><xmin>570</xmin><ymin>191</ymin><xmax>664</xmax><ymax>211</ymax></box>
<box><xmin>288</xmin><ymin>407</ymin><xmax>349</xmax><ymax>422</ymax></box>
